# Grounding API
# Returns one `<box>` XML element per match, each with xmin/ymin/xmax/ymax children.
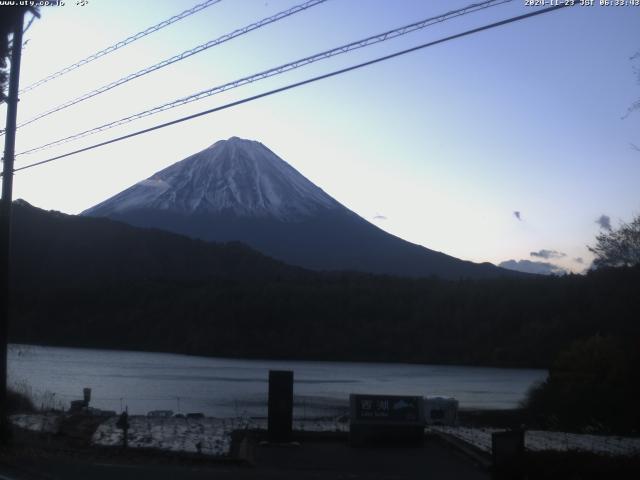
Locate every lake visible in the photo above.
<box><xmin>8</xmin><ymin>344</ymin><xmax>547</xmax><ymax>417</ymax></box>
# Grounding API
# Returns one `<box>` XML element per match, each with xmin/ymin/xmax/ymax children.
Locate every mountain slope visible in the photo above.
<box><xmin>85</xmin><ymin>137</ymin><xmax>340</xmax><ymax>220</ymax></box>
<box><xmin>11</xmin><ymin>199</ymin><xmax>302</xmax><ymax>290</ymax></box>
<box><xmin>83</xmin><ymin>137</ymin><xmax>516</xmax><ymax>280</ymax></box>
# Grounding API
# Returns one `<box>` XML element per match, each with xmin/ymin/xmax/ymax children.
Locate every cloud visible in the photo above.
<box><xmin>499</xmin><ymin>259</ymin><xmax>568</xmax><ymax>276</ymax></box>
<box><xmin>596</xmin><ymin>214</ymin><xmax>612</xmax><ymax>231</ymax></box>
<box><xmin>513</xmin><ymin>211</ymin><xmax>522</xmax><ymax>221</ymax></box>
<box><xmin>574</xmin><ymin>257</ymin><xmax>584</xmax><ymax>264</ymax></box>
<box><xmin>530</xmin><ymin>249</ymin><xmax>566</xmax><ymax>259</ymax></box>
<box><xmin>372</xmin><ymin>214</ymin><xmax>387</xmax><ymax>221</ymax></box>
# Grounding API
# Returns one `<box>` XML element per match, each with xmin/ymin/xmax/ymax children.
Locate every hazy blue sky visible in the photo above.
<box><xmin>3</xmin><ymin>0</ymin><xmax>639</xmax><ymax>272</ymax></box>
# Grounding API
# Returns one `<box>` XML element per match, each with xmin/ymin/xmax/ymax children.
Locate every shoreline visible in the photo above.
<box><xmin>8</xmin><ymin>342</ymin><xmax>552</xmax><ymax>371</ymax></box>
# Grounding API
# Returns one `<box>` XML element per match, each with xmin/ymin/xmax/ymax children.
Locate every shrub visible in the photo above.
<box><xmin>6</xmin><ymin>387</ymin><xmax>36</xmax><ymax>414</ymax></box>
<box><xmin>522</xmin><ymin>335</ymin><xmax>640</xmax><ymax>434</ymax></box>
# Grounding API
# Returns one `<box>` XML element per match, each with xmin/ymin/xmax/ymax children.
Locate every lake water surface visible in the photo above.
<box><xmin>8</xmin><ymin>344</ymin><xmax>547</xmax><ymax>417</ymax></box>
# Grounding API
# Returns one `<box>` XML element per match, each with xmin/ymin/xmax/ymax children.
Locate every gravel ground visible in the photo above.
<box><xmin>10</xmin><ymin>414</ymin><xmax>350</xmax><ymax>457</ymax></box>
<box><xmin>10</xmin><ymin>413</ymin><xmax>63</xmax><ymax>434</ymax></box>
<box><xmin>11</xmin><ymin>414</ymin><xmax>639</xmax><ymax>459</ymax></box>
<box><xmin>430</xmin><ymin>426</ymin><xmax>640</xmax><ymax>457</ymax></box>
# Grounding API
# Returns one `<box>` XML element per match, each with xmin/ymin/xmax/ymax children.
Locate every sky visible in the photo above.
<box><xmin>2</xmin><ymin>0</ymin><xmax>639</xmax><ymax>273</ymax></box>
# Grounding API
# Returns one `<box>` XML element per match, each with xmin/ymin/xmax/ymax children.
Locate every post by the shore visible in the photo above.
<box><xmin>267</xmin><ymin>370</ymin><xmax>293</xmax><ymax>443</ymax></box>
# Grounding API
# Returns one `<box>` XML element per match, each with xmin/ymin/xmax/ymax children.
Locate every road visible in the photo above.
<box><xmin>1</xmin><ymin>438</ymin><xmax>489</xmax><ymax>480</ymax></box>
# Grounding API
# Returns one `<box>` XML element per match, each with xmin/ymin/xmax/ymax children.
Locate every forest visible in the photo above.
<box><xmin>8</xmin><ymin>201</ymin><xmax>640</xmax><ymax>370</ymax></box>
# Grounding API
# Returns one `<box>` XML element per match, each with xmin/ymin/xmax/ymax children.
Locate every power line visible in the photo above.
<box><xmin>18</xmin><ymin>0</ymin><xmax>224</xmax><ymax>95</ymax></box>
<box><xmin>17</xmin><ymin>0</ymin><xmax>512</xmax><ymax>157</ymax></box>
<box><xmin>14</xmin><ymin>0</ymin><xmax>327</xmax><ymax>131</ymax></box>
<box><xmin>11</xmin><ymin>2</ymin><xmax>575</xmax><ymax>175</ymax></box>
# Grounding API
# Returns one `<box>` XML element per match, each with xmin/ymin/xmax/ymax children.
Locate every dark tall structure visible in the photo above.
<box><xmin>267</xmin><ymin>370</ymin><xmax>293</xmax><ymax>443</ymax></box>
<box><xmin>0</xmin><ymin>8</ymin><xmax>25</xmax><ymax>441</ymax></box>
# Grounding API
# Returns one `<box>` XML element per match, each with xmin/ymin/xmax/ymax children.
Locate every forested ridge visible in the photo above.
<box><xmin>9</xmin><ymin>201</ymin><xmax>640</xmax><ymax>368</ymax></box>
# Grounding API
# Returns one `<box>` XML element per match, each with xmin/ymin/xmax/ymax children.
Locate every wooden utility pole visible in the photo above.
<box><xmin>0</xmin><ymin>8</ymin><xmax>25</xmax><ymax>442</ymax></box>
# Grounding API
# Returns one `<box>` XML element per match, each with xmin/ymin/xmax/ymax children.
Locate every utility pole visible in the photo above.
<box><xmin>0</xmin><ymin>8</ymin><xmax>25</xmax><ymax>443</ymax></box>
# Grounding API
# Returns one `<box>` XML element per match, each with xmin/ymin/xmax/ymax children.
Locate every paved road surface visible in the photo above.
<box><xmin>1</xmin><ymin>439</ymin><xmax>489</xmax><ymax>479</ymax></box>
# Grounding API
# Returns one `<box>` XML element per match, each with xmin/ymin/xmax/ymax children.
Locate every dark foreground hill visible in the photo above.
<box><xmin>9</xmin><ymin>201</ymin><xmax>640</xmax><ymax>368</ymax></box>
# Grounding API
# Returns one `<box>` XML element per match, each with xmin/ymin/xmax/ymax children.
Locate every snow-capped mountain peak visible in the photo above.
<box><xmin>83</xmin><ymin>137</ymin><xmax>341</xmax><ymax>220</ymax></box>
<box><xmin>83</xmin><ymin>136</ymin><xmax>519</xmax><ymax>279</ymax></box>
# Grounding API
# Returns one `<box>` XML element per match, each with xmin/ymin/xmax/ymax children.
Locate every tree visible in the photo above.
<box><xmin>522</xmin><ymin>335</ymin><xmax>640</xmax><ymax>434</ymax></box>
<box><xmin>588</xmin><ymin>214</ymin><xmax>640</xmax><ymax>269</ymax></box>
<box><xmin>625</xmin><ymin>50</ymin><xmax>640</xmax><ymax>153</ymax></box>
<box><xmin>624</xmin><ymin>50</ymin><xmax>640</xmax><ymax>120</ymax></box>
<box><xmin>0</xmin><ymin>6</ymin><xmax>37</xmax><ymax>104</ymax></box>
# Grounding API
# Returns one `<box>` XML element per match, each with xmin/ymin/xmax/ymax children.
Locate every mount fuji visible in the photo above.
<box><xmin>83</xmin><ymin>137</ymin><xmax>513</xmax><ymax>279</ymax></box>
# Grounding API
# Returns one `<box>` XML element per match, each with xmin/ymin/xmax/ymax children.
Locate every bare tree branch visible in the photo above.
<box><xmin>588</xmin><ymin>215</ymin><xmax>640</xmax><ymax>268</ymax></box>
